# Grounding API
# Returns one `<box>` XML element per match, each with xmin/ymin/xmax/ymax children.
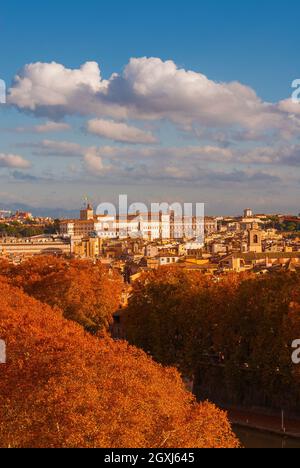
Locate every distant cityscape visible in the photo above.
<box><xmin>1</xmin><ymin>203</ymin><xmax>300</xmax><ymax>277</ymax></box>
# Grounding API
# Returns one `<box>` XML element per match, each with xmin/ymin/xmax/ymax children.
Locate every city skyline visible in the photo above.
<box><xmin>0</xmin><ymin>0</ymin><xmax>300</xmax><ymax>215</ymax></box>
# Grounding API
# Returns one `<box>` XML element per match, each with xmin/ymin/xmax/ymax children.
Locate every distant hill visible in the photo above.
<box><xmin>0</xmin><ymin>202</ymin><xmax>78</xmax><ymax>219</ymax></box>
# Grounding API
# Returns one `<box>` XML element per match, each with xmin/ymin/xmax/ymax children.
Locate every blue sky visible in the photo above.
<box><xmin>0</xmin><ymin>0</ymin><xmax>300</xmax><ymax>215</ymax></box>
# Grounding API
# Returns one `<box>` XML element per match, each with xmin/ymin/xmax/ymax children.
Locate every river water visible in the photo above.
<box><xmin>234</xmin><ymin>425</ymin><xmax>300</xmax><ymax>449</ymax></box>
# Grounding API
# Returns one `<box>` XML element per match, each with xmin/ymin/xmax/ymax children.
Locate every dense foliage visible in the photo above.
<box><xmin>0</xmin><ymin>221</ymin><xmax>57</xmax><ymax>238</ymax></box>
<box><xmin>0</xmin><ymin>279</ymin><xmax>238</xmax><ymax>448</ymax></box>
<box><xmin>264</xmin><ymin>216</ymin><xmax>300</xmax><ymax>232</ymax></box>
<box><xmin>0</xmin><ymin>256</ymin><xmax>124</xmax><ymax>333</ymax></box>
<box><xmin>124</xmin><ymin>269</ymin><xmax>300</xmax><ymax>410</ymax></box>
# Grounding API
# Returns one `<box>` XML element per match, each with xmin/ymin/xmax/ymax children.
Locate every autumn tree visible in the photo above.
<box><xmin>124</xmin><ymin>268</ymin><xmax>300</xmax><ymax>410</ymax></box>
<box><xmin>123</xmin><ymin>268</ymin><xmax>211</xmax><ymax>373</ymax></box>
<box><xmin>0</xmin><ymin>279</ymin><xmax>239</xmax><ymax>449</ymax></box>
<box><xmin>0</xmin><ymin>256</ymin><xmax>124</xmax><ymax>333</ymax></box>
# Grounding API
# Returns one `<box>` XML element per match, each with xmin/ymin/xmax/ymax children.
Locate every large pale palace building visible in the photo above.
<box><xmin>0</xmin><ymin>236</ymin><xmax>71</xmax><ymax>261</ymax></box>
<box><xmin>59</xmin><ymin>205</ymin><xmax>211</xmax><ymax>241</ymax></box>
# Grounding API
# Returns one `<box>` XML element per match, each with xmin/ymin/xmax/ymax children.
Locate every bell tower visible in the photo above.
<box><xmin>248</xmin><ymin>228</ymin><xmax>262</xmax><ymax>253</ymax></box>
<box><xmin>80</xmin><ymin>200</ymin><xmax>94</xmax><ymax>221</ymax></box>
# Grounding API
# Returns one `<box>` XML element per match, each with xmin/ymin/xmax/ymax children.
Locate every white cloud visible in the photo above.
<box><xmin>81</xmin><ymin>148</ymin><xmax>281</xmax><ymax>185</ymax></box>
<box><xmin>86</xmin><ymin>118</ymin><xmax>157</xmax><ymax>144</ymax></box>
<box><xmin>9</xmin><ymin>61</ymin><xmax>106</xmax><ymax>113</ymax></box>
<box><xmin>84</xmin><ymin>147</ymin><xmax>105</xmax><ymax>173</ymax></box>
<box><xmin>0</xmin><ymin>153</ymin><xmax>31</xmax><ymax>169</ymax></box>
<box><xmin>278</xmin><ymin>97</ymin><xmax>300</xmax><ymax>114</ymax></box>
<box><xmin>77</xmin><ymin>144</ymin><xmax>282</xmax><ymax>184</ymax></box>
<box><xmin>8</xmin><ymin>57</ymin><xmax>300</xmax><ymax>139</ymax></box>
<box><xmin>19</xmin><ymin>136</ymin><xmax>300</xmax><ymax>171</ymax></box>
<box><xmin>240</xmin><ymin>144</ymin><xmax>300</xmax><ymax>166</ymax></box>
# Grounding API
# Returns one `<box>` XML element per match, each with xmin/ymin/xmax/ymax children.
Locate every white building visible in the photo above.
<box><xmin>60</xmin><ymin>206</ymin><xmax>205</xmax><ymax>242</ymax></box>
<box><xmin>244</xmin><ymin>208</ymin><xmax>253</xmax><ymax>218</ymax></box>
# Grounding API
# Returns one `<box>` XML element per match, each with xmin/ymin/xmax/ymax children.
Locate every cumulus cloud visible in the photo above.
<box><xmin>8</xmin><ymin>62</ymin><xmax>108</xmax><ymax>117</ymax></box>
<box><xmin>86</xmin><ymin>118</ymin><xmax>157</xmax><ymax>144</ymax></box>
<box><xmin>8</xmin><ymin>57</ymin><xmax>300</xmax><ymax>139</ymax></box>
<box><xmin>0</xmin><ymin>153</ymin><xmax>31</xmax><ymax>169</ymax></box>
<box><xmin>278</xmin><ymin>98</ymin><xmax>300</xmax><ymax>115</ymax></box>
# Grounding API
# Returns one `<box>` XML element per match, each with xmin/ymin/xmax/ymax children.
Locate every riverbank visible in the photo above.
<box><xmin>234</xmin><ymin>426</ymin><xmax>300</xmax><ymax>449</ymax></box>
<box><xmin>225</xmin><ymin>407</ymin><xmax>300</xmax><ymax>440</ymax></box>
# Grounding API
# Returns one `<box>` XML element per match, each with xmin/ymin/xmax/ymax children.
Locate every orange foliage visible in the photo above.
<box><xmin>0</xmin><ymin>279</ymin><xmax>239</xmax><ymax>449</ymax></box>
<box><xmin>0</xmin><ymin>256</ymin><xmax>124</xmax><ymax>333</ymax></box>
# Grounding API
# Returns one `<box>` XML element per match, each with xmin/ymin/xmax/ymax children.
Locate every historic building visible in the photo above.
<box><xmin>248</xmin><ymin>227</ymin><xmax>263</xmax><ymax>253</ymax></box>
<box><xmin>60</xmin><ymin>204</ymin><xmax>206</xmax><ymax>242</ymax></box>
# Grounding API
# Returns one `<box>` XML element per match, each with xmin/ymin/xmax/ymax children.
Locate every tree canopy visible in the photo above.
<box><xmin>0</xmin><ymin>278</ymin><xmax>238</xmax><ymax>448</ymax></box>
<box><xmin>124</xmin><ymin>268</ymin><xmax>300</xmax><ymax>410</ymax></box>
<box><xmin>0</xmin><ymin>256</ymin><xmax>124</xmax><ymax>333</ymax></box>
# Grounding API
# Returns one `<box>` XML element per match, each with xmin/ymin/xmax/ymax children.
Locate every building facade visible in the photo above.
<box><xmin>60</xmin><ymin>205</ymin><xmax>206</xmax><ymax>242</ymax></box>
<box><xmin>0</xmin><ymin>236</ymin><xmax>71</xmax><ymax>262</ymax></box>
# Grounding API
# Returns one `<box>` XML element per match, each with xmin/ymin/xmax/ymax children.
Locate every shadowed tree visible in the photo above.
<box><xmin>124</xmin><ymin>268</ymin><xmax>300</xmax><ymax>410</ymax></box>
